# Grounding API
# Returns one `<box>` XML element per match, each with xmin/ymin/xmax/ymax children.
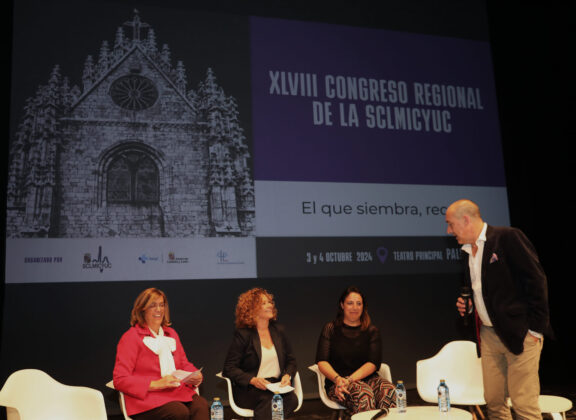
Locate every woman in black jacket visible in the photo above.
<box><xmin>223</xmin><ymin>288</ymin><xmax>298</xmax><ymax>420</ymax></box>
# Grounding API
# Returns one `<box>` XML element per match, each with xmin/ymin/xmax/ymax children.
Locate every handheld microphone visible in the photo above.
<box><xmin>370</xmin><ymin>408</ymin><xmax>388</xmax><ymax>420</ymax></box>
<box><xmin>461</xmin><ymin>286</ymin><xmax>472</xmax><ymax>326</ymax></box>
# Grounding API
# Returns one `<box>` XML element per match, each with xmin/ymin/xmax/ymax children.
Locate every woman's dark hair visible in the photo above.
<box><xmin>335</xmin><ymin>285</ymin><xmax>371</xmax><ymax>330</ymax></box>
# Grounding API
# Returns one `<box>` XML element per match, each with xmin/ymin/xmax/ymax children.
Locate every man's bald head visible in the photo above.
<box><xmin>445</xmin><ymin>199</ymin><xmax>484</xmax><ymax>245</ymax></box>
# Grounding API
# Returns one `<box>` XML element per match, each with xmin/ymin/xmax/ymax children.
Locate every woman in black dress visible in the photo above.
<box><xmin>316</xmin><ymin>286</ymin><xmax>396</xmax><ymax>415</ymax></box>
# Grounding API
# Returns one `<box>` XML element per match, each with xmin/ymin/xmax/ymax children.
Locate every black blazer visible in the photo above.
<box><xmin>463</xmin><ymin>225</ymin><xmax>551</xmax><ymax>355</ymax></box>
<box><xmin>223</xmin><ymin>322</ymin><xmax>297</xmax><ymax>387</ymax></box>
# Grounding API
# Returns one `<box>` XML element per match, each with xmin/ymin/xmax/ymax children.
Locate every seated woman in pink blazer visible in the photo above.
<box><xmin>113</xmin><ymin>288</ymin><xmax>209</xmax><ymax>420</ymax></box>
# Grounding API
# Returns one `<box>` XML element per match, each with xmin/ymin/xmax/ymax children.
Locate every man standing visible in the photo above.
<box><xmin>446</xmin><ymin>199</ymin><xmax>550</xmax><ymax>420</ymax></box>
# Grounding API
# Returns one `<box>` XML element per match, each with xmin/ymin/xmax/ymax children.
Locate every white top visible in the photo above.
<box><xmin>143</xmin><ymin>326</ymin><xmax>177</xmax><ymax>377</ymax></box>
<box><xmin>256</xmin><ymin>345</ymin><xmax>281</xmax><ymax>379</ymax></box>
<box><xmin>461</xmin><ymin>222</ymin><xmax>493</xmax><ymax>326</ymax></box>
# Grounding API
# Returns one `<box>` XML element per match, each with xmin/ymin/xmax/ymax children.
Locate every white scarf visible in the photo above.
<box><xmin>143</xmin><ymin>326</ymin><xmax>176</xmax><ymax>377</ymax></box>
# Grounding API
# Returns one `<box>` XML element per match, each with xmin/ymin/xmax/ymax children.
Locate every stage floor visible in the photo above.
<box><xmin>104</xmin><ymin>384</ymin><xmax>576</xmax><ymax>420</ymax></box>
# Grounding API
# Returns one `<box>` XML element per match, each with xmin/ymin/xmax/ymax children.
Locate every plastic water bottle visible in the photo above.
<box><xmin>211</xmin><ymin>397</ymin><xmax>224</xmax><ymax>420</ymax></box>
<box><xmin>396</xmin><ymin>380</ymin><xmax>407</xmax><ymax>413</ymax></box>
<box><xmin>271</xmin><ymin>392</ymin><xmax>284</xmax><ymax>420</ymax></box>
<box><xmin>437</xmin><ymin>379</ymin><xmax>450</xmax><ymax>413</ymax></box>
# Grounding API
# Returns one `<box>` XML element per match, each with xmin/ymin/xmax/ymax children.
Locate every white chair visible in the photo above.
<box><xmin>107</xmin><ymin>379</ymin><xmax>201</xmax><ymax>420</ymax></box>
<box><xmin>106</xmin><ymin>381</ymin><xmax>132</xmax><ymax>420</ymax></box>
<box><xmin>508</xmin><ymin>395</ymin><xmax>573</xmax><ymax>420</ymax></box>
<box><xmin>216</xmin><ymin>371</ymin><xmax>303</xmax><ymax>417</ymax></box>
<box><xmin>308</xmin><ymin>363</ymin><xmax>392</xmax><ymax>419</ymax></box>
<box><xmin>0</xmin><ymin>369</ymin><xmax>108</xmax><ymax>420</ymax></box>
<box><xmin>416</xmin><ymin>341</ymin><xmax>485</xmax><ymax>419</ymax></box>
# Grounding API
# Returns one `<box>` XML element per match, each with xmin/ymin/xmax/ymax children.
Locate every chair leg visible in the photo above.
<box><xmin>468</xmin><ymin>405</ymin><xmax>485</xmax><ymax>420</ymax></box>
<box><xmin>331</xmin><ymin>409</ymin><xmax>350</xmax><ymax>420</ymax></box>
<box><xmin>339</xmin><ymin>410</ymin><xmax>350</xmax><ymax>420</ymax></box>
<box><xmin>330</xmin><ymin>410</ymin><xmax>342</xmax><ymax>420</ymax></box>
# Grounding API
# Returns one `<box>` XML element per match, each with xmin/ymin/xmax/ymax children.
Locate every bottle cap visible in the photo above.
<box><xmin>398</xmin><ymin>380</ymin><xmax>403</xmax><ymax>384</ymax></box>
<box><xmin>214</xmin><ymin>397</ymin><xmax>220</xmax><ymax>401</ymax></box>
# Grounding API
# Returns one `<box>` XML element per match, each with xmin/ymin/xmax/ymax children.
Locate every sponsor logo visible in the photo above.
<box><xmin>138</xmin><ymin>254</ymin><xmax>161</xmax><ymax>264</ymax></box>
<box><xmin>82</xmin><ymin>246</ymin><xmax>112</xmax><ymax>272</ymax></box>
<box><xmin>167</xmin><ymin>251</ymin><xmax>189</xmax><ymax>264</ymax></box>
<box><xmin>217</xmin><ymin>250</ymin><xmax>244</xmax><ymax>265</ymax></box>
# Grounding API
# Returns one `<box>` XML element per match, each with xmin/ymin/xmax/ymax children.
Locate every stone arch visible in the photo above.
<box><xmin>97</xmin><ymin>141</ymin><xmax>166</xmax><ymax>207</ymax></box>
<box><xmin>95</xmin><ymin>141</ymin><xmax>169</xmax><ymax>237</ymax></box>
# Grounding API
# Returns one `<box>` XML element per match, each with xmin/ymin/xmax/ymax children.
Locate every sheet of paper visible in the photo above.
<box><xmin>172</xmin><ymin>367</ymin><xmax>203</xmax><ymax>382</ymax></box>
<box><xmin>265</xmin><ymin>382</ymin><xmax>294</xmax><ymax>394</ymax></box>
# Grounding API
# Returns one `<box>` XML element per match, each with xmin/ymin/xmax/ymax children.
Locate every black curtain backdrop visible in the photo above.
<box><xmin>486</xmin><ymin>0</ymin><xmax>575</xmax><ymax>385</ymax></box>
<box><xmin>2</xmin><ymin>1</ymin><xmax>575</xmax><ymax>418</ymax></box>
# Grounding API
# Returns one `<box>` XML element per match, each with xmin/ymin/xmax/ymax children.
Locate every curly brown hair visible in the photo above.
<box><xmin>235</xmin><ymin>288</ymin><xmax>277</xmax><ymax>328</ymax></box>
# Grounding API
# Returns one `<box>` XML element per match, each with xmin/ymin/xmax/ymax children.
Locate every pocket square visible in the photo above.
<box><xmin>490</xmin><ymin>253</ymin><xmax>499</xmax><ymax>263</ymax></box>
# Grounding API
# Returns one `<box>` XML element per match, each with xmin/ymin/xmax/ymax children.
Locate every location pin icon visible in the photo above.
<box><xmin>376</xmin><ymin>247</ymin><xmax>388</xmax><ymax>263</ymax></box>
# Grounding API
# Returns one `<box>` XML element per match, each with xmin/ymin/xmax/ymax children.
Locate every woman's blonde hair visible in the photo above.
<box><xmin>235</xmin><ymin>288</ymin><xmax>277</xmax><ymax>328</ymax></box>
<box><xmin>130</xmin><ymin>288</ymin><xmax>172</xmax><ymax>327</ymax></box>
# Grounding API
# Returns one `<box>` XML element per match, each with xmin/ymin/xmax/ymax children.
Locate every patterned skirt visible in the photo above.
<box><xmin>327</xmin><ymin>375</ymin><xmax>397</xmax><ymax>415</ymax></box>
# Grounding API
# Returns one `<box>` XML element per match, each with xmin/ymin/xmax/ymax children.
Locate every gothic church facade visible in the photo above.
<box><xmin>7</xmin><ymin>11</ymin><xmax>255</xmax><ymax>238</ymax></box>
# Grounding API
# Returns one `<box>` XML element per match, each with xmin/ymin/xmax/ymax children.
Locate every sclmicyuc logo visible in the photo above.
<box><xmin>82</xmin><ymin>246</ymin><xmax>112</xmax><ymax>272</ymax></box>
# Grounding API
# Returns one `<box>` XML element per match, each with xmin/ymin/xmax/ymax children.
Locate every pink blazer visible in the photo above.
<box><xmin>113</xmin><ymin>325</ymin><xmax>199</xmax><ymax>416</ymax></box>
